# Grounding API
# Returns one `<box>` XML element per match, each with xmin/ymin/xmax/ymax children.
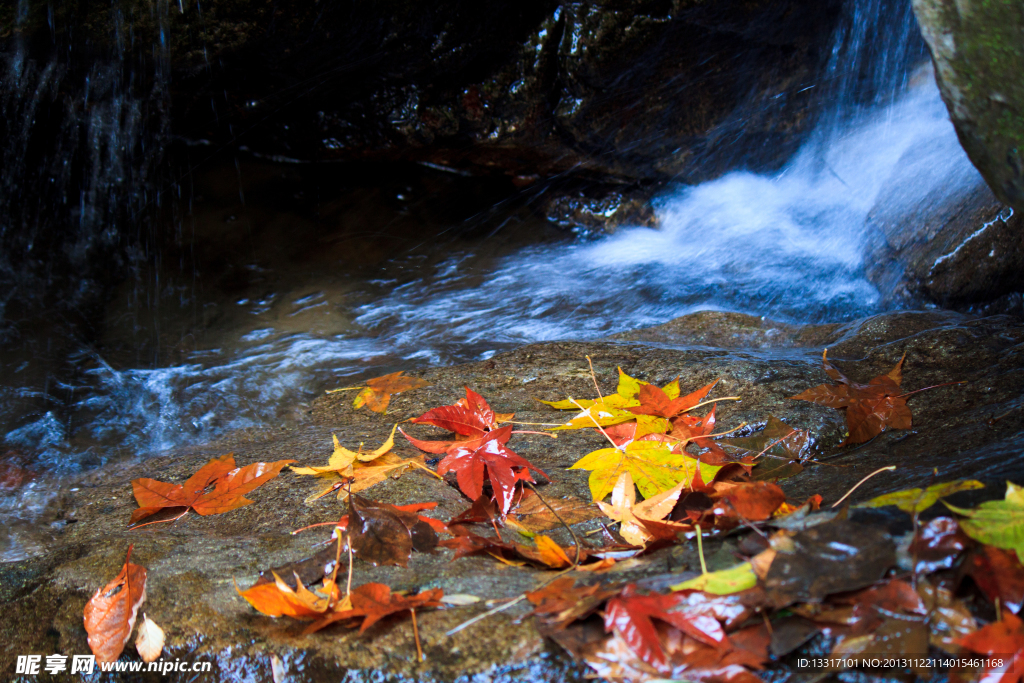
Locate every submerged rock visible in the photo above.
<box><xmin>4</xmin><ymin>309</ymin><xmax>1024</xmax><ymax>680</ymax></box>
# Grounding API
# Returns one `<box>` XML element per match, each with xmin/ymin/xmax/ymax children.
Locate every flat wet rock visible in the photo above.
<box><xmin>4</xmin><ymin>309</ymin><xmax>1024</xmax><ymax>681</ymax></box>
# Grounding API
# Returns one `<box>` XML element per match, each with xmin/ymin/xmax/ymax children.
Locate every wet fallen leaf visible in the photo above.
<box><xmin>605</xmin><ymin>588</ymin><xmax>724</xmax><ymax>671</ymax></box>
<box><xmin>534</xmin><ymin>534</ymin><xmax>574</xmax><ymax>568</ymax></box>
<box><xmin>671</xmin><ymin>563</ymin><xmax>758</xmax><ymax>595</ymax></box>
<box><xmin>916</xmin><ymin>579</ymin><xmax>978</xmax><ymax>652</ymax></box>
<box><xmin>711</xmin><ymin>481</ymin><xmax>787</xmax><ymax>522</ymax></box>
<box><xmin>527</xmin><ymin>577</ymin><xmax>620</xmax><ymax>631</ymax></box>
<box><xmin>305</xmin><ymin>582</ymin><xmax>444</xmax><ymax>635</ymax></box>
<box><xmin>720</xmin><ymin>415</ymin><xmax>809</xmax><ymax>481</ymax></box>
<box><xmin>571</xmin><ymin>440</ymin><xmax>722</xmax><ymax>501</ymax></box>
<box><xmin>83</xmin><ymin>546</ymin><xmax>147</xmax><ymax>664</ymax></box>
<box><xmin>326</xmin><ymin>500</ymin><xmax>446</xmax><ymax>539</ymax></box>
<box><xmin>135</xmin><ymin>613</ymin><xmax>164</xmax><ymax>664</ymax></box>
<box><xmin>964</xmin><ymin>545</ymin><xmax>1024</xmax><ymax>614</ymax></box>
<box><xmin>946</xmin><ymin>480</ymin><xmax>1024</xmax><ymax>563</ymax></box>
<box><xmin>129</xmin><ymin>455</ymin><xmax>295</xmax><ymax>526</ymax></box>
<box><xmin>908</xmin><ymin>516</ymin><xmax>970</xmax><ymax>573</ymax></box>
<box><xmin>437</xmin><ymin>426</ymin><xmax>547</xmax><ymax>514</ymax></box>
<box><xmin>597</xmin><ymin>472</ymin><xmax>689</xmax><ymax>546</ymax></box>
<box><xmin>347</xmin><ymin>495</ymin><xmax>438</xmax><ymax>567</ymax></box>
<box><xmin>604</xmin><ymin>585</ymin><xmax>744</xmax><ymax>672</ymax></box>
<box><xmin>858</xmin><ymin>479</ymin><xmax>984</xmax><ymax>514</ymax></box>
<box><xmin>763</xmin><ymin>519</ymin><xmax>895</xmax><ymax>606</ymax></box>
<box><xmin>790</xmin><ymin>349</ymin><xmax>912</xmax><ymax>445</ymax></box>
<box><xmin>506</xmin><ymin>489</ymin><xmax>602</xmax><ymax>532</ymax></box>
<box><xmin>955</xmin><ymin>611</ymin><xmax>1024</xmax><ymax>683</ymax></box>
<box><xmin>292</xmin><ymin>425</ymin><xmax>398</xmax><ymax>475</ymax></box>
<box><xmin>337</xmin><ymin>371</ymin><xmax>428</xmax><ymax>413</ymax></box>
<box><xmin>236</xmin><ymin>571</ymin><xmax>338</xmax><ymax>619</ymax></box>
<box><xmin>299</xmin><ymin>430</ymin><xmax>439</xmax><ymax>503</ymax></box>
<box><xmin>626</xmin><ymin>380</ymin><xmax>718</xmax><ymax>420</ymax></box>
<box><xmin>411</xmin><ymin>386</ymin><xmax>512</xmax><ymax>437</ymax></box>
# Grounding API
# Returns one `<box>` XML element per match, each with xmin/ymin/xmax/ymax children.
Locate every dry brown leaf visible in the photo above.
<box><xmin>135</xmin><ymin>613</ymin><xmax>164</xmax><ymax>663</ymax></box>
<box><xmin>84</xmin><ymin>546</ymin><xmax>147</xmax><ymax>664</ymax></box>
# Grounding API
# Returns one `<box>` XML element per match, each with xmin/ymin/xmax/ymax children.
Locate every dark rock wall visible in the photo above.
<box><xmin>0</xmin><ymin>0</ymin><xmax>171</xmax><ymax>333</ymax></box>
<box><xmin>0</xmin><ymin>0</ymin><xmax>853</xmax><ymax>331</ymax></box>
<box><xmin>162</xmin><ymin>0</ymin><xmax>846</xmax><ymax>183</ymax></box>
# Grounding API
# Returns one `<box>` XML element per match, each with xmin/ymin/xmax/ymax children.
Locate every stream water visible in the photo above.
<box><xmin>0</xmin><ymin>0</ymin><xmax>987</xmax><ymax>560</ymax></box>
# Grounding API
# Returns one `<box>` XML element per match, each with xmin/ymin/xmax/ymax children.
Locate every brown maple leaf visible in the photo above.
<box><xmin>129</xmin><ymin>455</ymin><xmax>295</xmax><ymax>527</ymax></box>
<box><xmin>527</xmin><ymin>577</ymin><xmax>620</xmax><ymax>631</ymax></box>
<box><xmin>790</xmin><ymin>349</ymin><xmax>911</xmax><ymax>445</ymax></box>
<box><xmin>506</xmin><ymin>489</ymin><xmax>602</xmax><ymax>532</ymax></box>
<box><xmin>346</xmin><ymin>495</ymin><xmax>438</xmax><ymax>567</ymax></box>
<box><xmin>337</xmin><ymin>371</ymin><xmax>429</xmax><ymax>413</ymax></box>
<box><xmin>84</xmin><ymin>545</ymin><xmax>147</xmax><ymax>664</ymax></box>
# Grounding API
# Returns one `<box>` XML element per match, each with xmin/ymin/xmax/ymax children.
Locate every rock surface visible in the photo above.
<box><xmin>912</xmin><ymin>0</ymin><xmax>1024</xmax><ymax>211</ymax></box>
<box><xmin>4</xmin><ymin>309</ymin><xmax>1024</xmax><ymax>681</ymax></box>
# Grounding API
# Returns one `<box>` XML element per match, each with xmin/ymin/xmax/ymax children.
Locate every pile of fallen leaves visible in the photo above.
<box><xmin>84</xmin><ymin>351</ymin><xmax>1024</xmax><ymax>683</ymax></box>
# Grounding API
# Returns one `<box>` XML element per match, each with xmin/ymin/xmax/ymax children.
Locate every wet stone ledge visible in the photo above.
<box><xmin>4</xmin><ymin>309</ymin><xmax>1024</xmax><ymax>681</ymax></box>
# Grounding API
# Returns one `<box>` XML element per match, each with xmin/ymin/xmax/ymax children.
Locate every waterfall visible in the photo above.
<box><xmin>0</xmin><ymin>0</ymin><xmax>987</xmax><ymax>560</ymax></box>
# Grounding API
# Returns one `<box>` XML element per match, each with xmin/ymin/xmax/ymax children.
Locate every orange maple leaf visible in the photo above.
<box><xmin>83</xmin><ymin>545</ymin><xmax>147</xmax><ymax>664</ymax></box>
<box><xmin>129</xmin><ymin>455</ymin><xmax>295</xmax><ymax>527</ymax></box>
<box><xmin>304</xmin><ymin>583</ymin><xmax>444</xmax><ymax>634</ymax></box>
<box><xmin>348</xmin><ymin>371</ymin><xmax>429</xmax><ymax>413</ymax></box>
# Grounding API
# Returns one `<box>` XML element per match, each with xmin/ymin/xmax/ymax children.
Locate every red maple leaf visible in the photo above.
<box><xmin>410</xmin><ymin>386</ymin><xmax>511</xmax><ymax>436</ymax></box>
<box><xmin>437</xmin><ymin>426</ymin><xmax>547</xmax><ymax>513</ymax></box>
<box><xmin>956</xmin><ymin>612</ymin><xmax>1024</xmax><ymax>683</ymax></box>
<box><xmin>604</xmin><ymin>585</ymin><xmax>729</xmax><ymax>671</ymax></box>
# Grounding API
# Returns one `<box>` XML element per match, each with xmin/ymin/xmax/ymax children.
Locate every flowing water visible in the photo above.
<box><xmin>0</xmin><ymin>0</ymin><xmax>989</xmax><ymax>559</ymax></box>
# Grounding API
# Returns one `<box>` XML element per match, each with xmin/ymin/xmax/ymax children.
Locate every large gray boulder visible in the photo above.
<box><xmin>912</xmin><ymin>0</ymin><xmax>1024</xmax><ymax>211</ymax></box>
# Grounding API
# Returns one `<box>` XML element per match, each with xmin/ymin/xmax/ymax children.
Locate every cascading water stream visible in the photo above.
<box><xmin>0</xmin><ymin>0</ymin><xmax>990</xmax><ymax>559</ymax></box>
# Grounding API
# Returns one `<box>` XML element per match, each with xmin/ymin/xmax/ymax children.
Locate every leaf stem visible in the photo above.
<box><xmin>830</xmin><ymin>465</ymin><xmax>897</xmax><ymax>508</ymax></box>
<box><xmin>291</xmin><ymin>521</ymin><xmax>345</xmax><ymax>535</ymax></box>
<box><xmin>128</xmin><ymin>507</ymin><xmax>191</xmax><ymax>530</ymax></box>
<box><xmin>894</xmin><ymin>380</ymin><xmax>966</xmax><ymax>399</ymax></box>
<box><xmin>411</xmin><ymin>608</ymin><xmax>424</xmax><ymax>662</ymax></box>
<box><xmin>685</xmin><ymin>396</ymin><xmax>742</xmax><ymax>413</ymax></box>
<box><xmin>568</xmin><ymin>397</ymin><xmax>624</xmax><ymax>451</ymax></box>
<box><xmin>695</xmin><ymin>523</ymin><xmax>707</xmax><ymax>575</ymax></box>
<box><xmin>510</xmin><ymin>430</ymin><xmax>558</xmax><ymax>438</ymax></box>
<box><xmin>586</xmin><ymin>355</ymin><xmax>604</xmax><ymax>401</ymax></box>
<box><xmin>326</xmin><ymin>386</ymin><xmax>366</xmax><ymax>393</ymax></box>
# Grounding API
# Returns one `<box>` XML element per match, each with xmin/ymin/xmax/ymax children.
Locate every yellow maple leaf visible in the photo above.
<box><xmin>597</xmin><ymin>472</ymin><xmax>690</xmax><ymax>546</ymax></box>
<box><xmin>539</xmin><ymin>367</ymin><xmax>679</xmax><ymax>411</ymax></box>
<box><xmin>294</xmin><ymin>426</ymin><xmax>439</xmax><ymax>503</ymax></box>
<box><xmin>291</xmin><ymin>424</ymin><xmax>398</xmax><ymax>476</ymax></box>
<box><xmin>570</xmin><ymin>440</ymin><xmax>722</xmax><ymax>501</ymax></box>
